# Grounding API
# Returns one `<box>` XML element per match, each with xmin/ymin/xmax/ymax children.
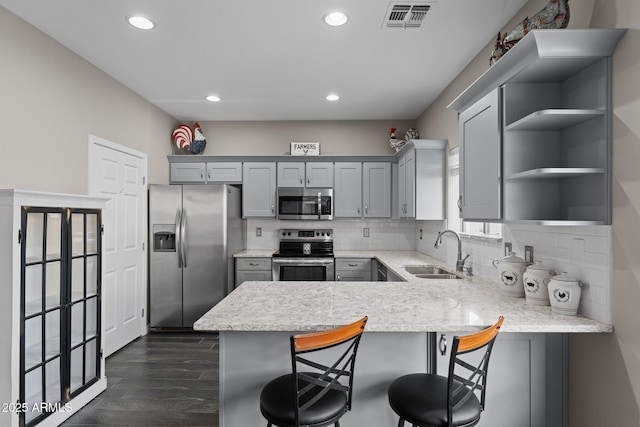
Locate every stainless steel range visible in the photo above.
<box><xmin>272</xmin><ymin>229</ymin><xmax>334</xmax><ymax>281</ymax></box>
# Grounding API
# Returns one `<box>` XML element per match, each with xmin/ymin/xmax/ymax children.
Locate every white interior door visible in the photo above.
<box><xmin>88</xmin><ymin>135</ymin><xmax>147</xmax><ymax>357</ymax></box>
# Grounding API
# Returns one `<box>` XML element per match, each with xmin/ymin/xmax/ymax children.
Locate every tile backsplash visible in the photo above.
<box><xmin>245</xmin><ymin>218</ymin><xmax>611</xmax><ymax>323</ymax></box>
<box><xmin>246</xmin><ymin>218</ymin><xmax>419</xmax><ymax>251</ymax></box>
<box><xmin>416</xmin><ymin>221</ymin><xmax>612</xmax><ymax>324</ymax></box>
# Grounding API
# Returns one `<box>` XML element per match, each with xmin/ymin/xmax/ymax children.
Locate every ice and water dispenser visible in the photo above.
<box><xmin>153</xmin><ymin>224</ymin><xmax>176</xmax><ymax>252</ymax></box>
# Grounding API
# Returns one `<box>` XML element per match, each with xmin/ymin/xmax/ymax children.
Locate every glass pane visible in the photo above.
<box><xmin>71</xmin><ymin>258</ymin><xmax>85</xmax><ymax>302</ymax></box>
<box><xmin>26</xmin><ymin>212</ymin><xmax>44</xmax><ymax>262</ymax></box>
<box><xmin>24</xmin><ymin>316</ymin><xmax>42</xmax><ymax>370</ymax></box>
<box><xmin>86</xmin><ymin>298</ymin><xmax>97</xmax><ymax>339</ymax></box>
<box><xmin>25</xmin><ymin>265</ymin><xmax>43</xmax><ymax>317</ymax></box>
<box><xmin>71</xmin><ymin>302</ymin><xmax>84</xmax><ymax>347</ymax></box>
<box><xmin>70</xmin><ymin>347</ymin><xmax>83</xmax><ymax>391</ymax></box>
<box><xmin>46</xmin><ymin>212</ymin><xmax>63</xmax><ymax>260</ymax></box>
<box><xmin>45</xmin><ymin>357</ymin><xmax>61</xmax><ymax>404</ymax></box>
<box><xmin>71</xmin><ymin>213</ymin><xmax>84</xmax><ymax>256</ymax></box>
<box><xmin>45</xmin><ymin>309</ymin><xmax>61</xmax><ymax>359</ymax></box>
<box><xmin>86</xmin><ymin>214</ymin><xmax>98</xmax><ymax>254</ymax></box>
<box><xmin>45</xmin><ymin>261</ymin><xmax>62</xmax><ymax>310</ymax></box>
<box><xmin>86</xmin><ymin>256</ymin><xmax>98</xmax><ymax>297</ymax></box>
<box><xmin>85</xmin><ymin>340</ymin><xmax>97</xmax><ymax>381</ymax></box>
<box><xmin>24</xmin><ymin>367</ymin><xmax>42</xmax><ymax>424</ymax></box>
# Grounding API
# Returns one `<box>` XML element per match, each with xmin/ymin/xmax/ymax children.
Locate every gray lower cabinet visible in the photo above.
<box><xmin>437</xmin><ymin>332</ymin><xmax>567</xmax><ymax>427</ymax></box>
<box><xmin>235</xmin><ymin>258</ymin><xmax>272</xmax><ymax>287</ymax></box>
<box><xmin>242</xmin><ymin>163</ymin><xmax>276</xmax><ymax>217</ymax></box>
<box><xmin>334</xmin><ymin>163</ymin><xmax>362</xmax><ymax>217</ymax></box>
<box><xmin>335</xmin><ymin>258</ymin><xmax>372</xmax><ymax>281</ymax></box>
<box><xmin>458</xmin><ymin>88</ymin><xmax>502</xmax><ymax>221</ymax></box>
<box><xmin>363</xmin><ymin>162</ymin><xmax>391</xmax><ymax>218</ymax></box>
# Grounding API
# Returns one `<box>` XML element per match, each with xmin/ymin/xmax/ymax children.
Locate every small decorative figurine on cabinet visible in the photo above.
<box><xmin>389</xmin><ymin>127</ymin><xmax>407</xmax><ymax>152</ymax></box>
<box><xmin>490</xmin><ymin>0</ymin><xmax>570</xmax><ymax>65</ymax></box>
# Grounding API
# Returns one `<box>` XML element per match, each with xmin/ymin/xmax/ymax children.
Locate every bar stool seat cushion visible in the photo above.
<box><xmin>260</xmin><ymin>372</ymin><xmax>348</xmax><ymax>426</ymax></box>
<box><xmin>388</xmin><ymin>373</ymin><xmax>482</xmax><ymax>427</ymax></box>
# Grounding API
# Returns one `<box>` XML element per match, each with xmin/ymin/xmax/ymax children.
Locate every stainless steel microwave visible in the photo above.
<box><xmin>277</xmin><ymin>188</ymin><xmax>334</xmax><ymax>220</ymax></box>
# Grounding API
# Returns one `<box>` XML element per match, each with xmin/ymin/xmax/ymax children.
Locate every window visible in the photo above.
<box><xmin>448</xmin><ymin>147</ymin><xmax>502</xmax><ymax>239</ymax></box>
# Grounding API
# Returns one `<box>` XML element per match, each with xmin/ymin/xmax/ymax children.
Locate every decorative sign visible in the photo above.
<box><xmin>290</xmin><ymin>142</ymin><xmax>320</xmax><ymax>156</ymax></box>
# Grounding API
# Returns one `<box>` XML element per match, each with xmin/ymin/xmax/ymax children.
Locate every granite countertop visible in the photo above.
<box><xmin>233</xmin><ymin>249</ymin><xmax>276</xmax><ymax>258</ymax></box>
<box><xmin>195</xmin><ymin>250</ymin><xmax>612</xmax><ymax>334</ymax></box>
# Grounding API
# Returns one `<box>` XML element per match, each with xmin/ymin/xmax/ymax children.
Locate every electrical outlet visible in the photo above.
<box><xmin>504</xmin><ymin>242</ymin><xmax>512</xmax><ymax>256</ymax></box>
<box><xmin>524</xmin><ymin>245</ymin><xmax>534</xmax><ymax>263</ymax></box>
<box><xmin>363</xmin><ymin>228</ymin><xmax>370</xmax><ymax>238</ymax></box>
<box><xmin>256</xmin><ymin>227</ymin><xmax>262</xmax><ymax>237</ymax></box>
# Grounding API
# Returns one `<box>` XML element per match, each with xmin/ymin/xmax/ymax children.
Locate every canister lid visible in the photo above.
<box><xmin>527</xmin><ymin>261</ymin><xmax>550</xmax><ymax>271</ymax></box>
<box><xmin>502</xmin><ymin>252</ymin><xmax>526</xmax><ymax>263</ymax></box>
<box><xmin>552</xmin><ymin>272</ymin><xmax>578</xmax><ymax>282</ymax></box>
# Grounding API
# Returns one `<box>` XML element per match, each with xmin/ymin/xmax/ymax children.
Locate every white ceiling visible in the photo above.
<box><xmin>0</xmin><ymin>0</ymin><xmax>527</xmax><ymax>121</ymax></box>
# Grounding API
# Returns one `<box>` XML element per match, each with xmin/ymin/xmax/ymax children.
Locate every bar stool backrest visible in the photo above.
<box><xmin>447</xmin><ymin>316</ymin><xmax>504</xmax><ymax>425</ymax></box>
<box><xmin>290</xmin><ymin>316</ymin><xmax>368</xmax><ymax>427</ymax></box>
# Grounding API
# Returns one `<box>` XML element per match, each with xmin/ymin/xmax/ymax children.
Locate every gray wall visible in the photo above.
<box><xmin>416</xmin><ymin>0</ymin><xmax>640</xmax><ymax>425</ymax></box>
<box><xmin>0</xmin><ymin>6</ymin><xmax>175</xmax><ymax>193</ymax></box>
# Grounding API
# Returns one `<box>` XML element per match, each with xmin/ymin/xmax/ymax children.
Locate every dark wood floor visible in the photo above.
<box><xmin>62</xmin><ymin>332</ymin><xmax>219</xmax><ymax>426</ymax></box>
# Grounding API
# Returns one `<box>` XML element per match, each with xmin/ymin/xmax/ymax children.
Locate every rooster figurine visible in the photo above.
<box><xmin>189</xmin><ymin>122</ymin><xmax>207</xmax><ymax>154</ymax></box>
<box><xmin>490</xmin><ymin>0</ymin><xmax>570</xmax><ymax>65</ymax></box>
<box><xmin>389</xmin><ymin>127</ymin><xmax>407</xmax><ymax>152</ymax></box>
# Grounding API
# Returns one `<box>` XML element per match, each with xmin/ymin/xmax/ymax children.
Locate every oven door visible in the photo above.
<box><xmin>272</xmin><ymin>258</ymin><xmax>335</xmax><ymax>281</ymax></box>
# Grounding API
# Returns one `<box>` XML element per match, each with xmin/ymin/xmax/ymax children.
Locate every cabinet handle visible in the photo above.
<box><xmin>300</xmin><ymin>176</ymin><xmax>303</xmax><ymax>184</ymax></box>
<box><xmin>307</xmin><ymin>176</ymin><xmax>311</xmax><ymax>185</ymax></box>
<box><xmin>207</xmin><ymin>170</ymin><xmax>211</xmax><ymax>180</ymax></box>
<box><xmin>348</xmin><ymin>263</ymin><xmax>358</xmax><ymax>267</ymax></box>
<box><xmin>365</xmin><ymin>205</ymin><xmax>369</xmax><ymax>214</ymax></box>
<box><xmin>439</xmin><ymin>334</ymin><xmax>447</xmax><ymax>356</ymax></box>
<box><xmin>249</xmin><ymin>262</ymin><xmax>259</xmax><ymax>266</ymax></box>
<box><xmin>337</xmin><ymin>275</ymin><xmax>341</xmax><ymax>281</ymax></box>
<box><xmin>357</xmin><ymin>205</ymin><xmax>361</xmax><ymax>214</ymax></box>
<box><xmin>457</xmin><ymin>196</ymin><xmax>462</xmax><ymax>212</ymax></box>
<box><xmin>200</xmin><ymin>170</ymin><xmax>204</xmax><ymax>179</ymax></box>
<box><xmin>271</xmin><ymin>205</ymin><xmax>275</xmax><ymax>213</ymax></box>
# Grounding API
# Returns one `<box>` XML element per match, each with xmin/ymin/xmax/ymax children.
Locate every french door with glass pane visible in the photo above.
<box><xmin>20</xmin><ymin>207</ymin><xmax>101</xmax><ymax>426</ymax></box>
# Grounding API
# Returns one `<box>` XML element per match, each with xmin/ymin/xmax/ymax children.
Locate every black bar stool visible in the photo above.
<box><xmin>388</xmin><ymin>316</ymin><xmax>504</xmax><ymax>427</ymax></box>
<box><xmin>260</xmin><ymin>316</ymin><xmax>368</xmax><ymax>427</ymax></box>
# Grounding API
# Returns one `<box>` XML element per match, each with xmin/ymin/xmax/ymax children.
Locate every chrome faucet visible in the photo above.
<box><xmin>434</xmin><ymin>229</ymin><xmax>470</xmax><ymax>272</ymax></box>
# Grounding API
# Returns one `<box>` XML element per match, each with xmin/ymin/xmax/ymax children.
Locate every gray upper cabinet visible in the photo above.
<box><xmin>363</xmin><ymin>162</ymin><xmax>391</xmax><ymax>218</ymax></box>
<box><xmin>449</xmin><ymin>29</ymin><xmax>626</xmax><ymax>225</ymax></box>
<box><xmin>170</xmin><ymin>162</ymin><xmax>206</xmax><ymax>183</ymax></box>
<box><xmin>277</xmin><ymin>162</ymin><xmax>305</xmax><ymax>187</ymax></box>
<box><xmin>278</xmin><ymin>162</ymin><xmax>333</xmax><ymax>187</ymax></box>
<box><xmin>170</xmin><ymin>161</ymin><xmax>242</xmax><ymax>184</ymax></box>
<box><xmin>334</xmin><ymin>162</ymin><xmax>363</xmax><ymax>218</ymax></box>
<box><xmin>242</xmin><ymin>162</ymin><xmax>276</xmax><ymax>217</ymax></box>
<box><xmin>206</xmin><ymin>162</ymin><xmax>242</xmax><ymax>183</ymax></box>
<box><xmin>458</xmin><ymin>88</ymin><xmax>502</xmax><ymax>221</ymax></box>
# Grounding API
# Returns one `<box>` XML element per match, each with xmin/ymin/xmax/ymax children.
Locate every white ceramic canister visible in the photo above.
<box><xmin>523</xmin><ymin>261</ymin><xmax>556</xmax><ymax>306</ymax></box>
<box><xmin>548</xmin><ymin>273</ymin><xmax>582</xmax><ymax>316</ymax></box>
<box><xmin>492</xmin><ymin>252</ymin><xmax>528</xmax><ymax>297</ymax></box>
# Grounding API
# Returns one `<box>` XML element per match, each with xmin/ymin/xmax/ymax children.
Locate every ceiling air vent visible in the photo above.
<box><xmin>384</xmin><ymin>3</ymin><xmax>431</xmax><ymax>28</ymax></box>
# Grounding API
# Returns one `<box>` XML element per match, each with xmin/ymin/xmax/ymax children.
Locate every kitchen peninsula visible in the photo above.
<box><xmin>194</xmin><ymin>251</ymin><xmax>609</xmax><ymax>427</ymax></box>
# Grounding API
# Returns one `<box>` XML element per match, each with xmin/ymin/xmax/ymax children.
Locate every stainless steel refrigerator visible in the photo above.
<box><xmin>149</xmin><ymin>184</ymin><xmax>243</xmax><ymax>328</ymax></box>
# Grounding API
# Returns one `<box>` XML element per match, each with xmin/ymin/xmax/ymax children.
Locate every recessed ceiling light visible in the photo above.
<box><xmin>326</xmin><ymin>94</ymin><xmax>340</xmax><ymax>101</ymax></box>
<box><xmin>128</xmin><ymin>16</ymin><xmax>154</xmax><ymax>30</ymax></box>
<box><xmin>324</xmin><ymin>12</ymin><xmax>348</xmax><ymax>27</ymax></box>
<box><xmin>206</xmin><ymin>95</ymin><xmax>221</xmax><ymax>102</ymax></box>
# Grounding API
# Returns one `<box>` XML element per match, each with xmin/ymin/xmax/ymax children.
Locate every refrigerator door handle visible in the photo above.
<box><xmin>181</xmin><ymin>208</ymin><xmax>188</xmax><ymax>268</ymax></box>
<box><xmin>176</xmin><ymin>208</ymin><xmax>183</xmax><ymax>268</ymax></box>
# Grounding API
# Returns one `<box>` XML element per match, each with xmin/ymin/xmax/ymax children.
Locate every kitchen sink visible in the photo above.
<box><xmin>404</xmin><ymin>265</ymin><xmax>462</xmax><ymax>280</ymax></box>
<box><xmin>414</xmin><ymin>273</ymin><xmax>462</xmax><ymax>280</ymax></box>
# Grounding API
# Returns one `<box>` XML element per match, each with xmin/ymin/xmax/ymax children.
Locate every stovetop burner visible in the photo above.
<box><xmin>273</xmin><ymin>228</ymin><xmax>334</xmax><ymax>258</ymax></box>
